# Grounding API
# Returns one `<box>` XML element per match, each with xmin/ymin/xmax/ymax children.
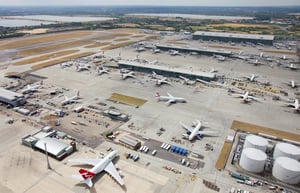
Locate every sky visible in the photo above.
<box><xmin>0</xmin><ymin>0</ymin><xmax>300</xmax><ymax>6</ymax></box>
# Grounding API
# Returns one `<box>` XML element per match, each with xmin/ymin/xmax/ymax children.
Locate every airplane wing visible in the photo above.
<box><xmin>197</xmin><ymin>130</ymin><xmax>219</xmax><ymax>136</ymax></box>
<box><xmin>248</xmin><ymin>96</ymin><xmax>259</xmax><ymax>101</ymax></box>
<box><xmin>179</xmin><ymin>122</ymin><xmax>193</xmax><ymax>133</ymax></box>
<box><xmin>68</xmin><ymin>158</ymin><xmax>100</xmax><ymax>166</ymax></box>
<box><xmin>166</xmin><ymin>99</ymin><xmax>175</xmax><ymax>105</ymax></box>
<box><xmin>71</xmin><ymin>175</ymin><xmax>93</xmax><ymax>187</ymax></box>
<box><xmin>167</xmin><ymin>93</ymin><xmax>173</xmax><ymax>97</ymax></box>
<box><xmin>104</xmin><ymin>161</ymin><xmax>124</xmax><ymax>186</ymax></box>
<box><xmin>64</xmin><ymin>95</ymin><xmax>69</xmax><ymax>100</ymax></box>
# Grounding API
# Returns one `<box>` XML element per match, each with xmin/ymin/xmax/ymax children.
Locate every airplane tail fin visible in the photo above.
<box><xmin>79</xmin><ymin>168</ymin><xmax>95</xmax><ymax>180</ymax></box>
<box><xmin>76</xmin><ymin>91</ymin><xmax>80</xmax><ymax>97</ymax></box>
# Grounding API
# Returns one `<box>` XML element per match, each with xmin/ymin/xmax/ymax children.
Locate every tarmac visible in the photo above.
<box><xmin>0</xmin><ymin>30</ymin><xmax>299</xmax><ymax>193</ymax></box>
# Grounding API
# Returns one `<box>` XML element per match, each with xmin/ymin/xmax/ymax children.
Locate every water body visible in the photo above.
<box><xmin>0</xmin><ymin>19</ymin><xmax>54</xmax><ymax>27</ymax></box>
<box><xmin>6</xmin><ymin>15</ymin><xmax>115</xmax><ymax>22</ymax></box>
<box><xmin>128</xmin><ymin>13</ymin><xmax>254</xmax><ymax>20</ymax></box>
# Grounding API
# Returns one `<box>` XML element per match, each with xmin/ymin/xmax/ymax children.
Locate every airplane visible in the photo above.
<box><xmin>213</xmin><ymin>54</ymin><xmax>226</xmax><ymax>61</ymax></box>
<box><xmin>233</xmin><ymin>91</ymin><xmax>259</xmax><ymax>103</ymax></box>
<box><xmin>210</xmin><ymin>68</ymin><xmax>218</xmax><ymax>73</ymax></box>
<box><xmin>76</xmin><ymin>64</ymin><xmax>91</xmax><ymax>72</ymax></box>
<box><xmin>96</xmin><ymin>67</ymin><xmax>109</xmax><ymax>75</ymax></box>
<box><xmin>121</xmin><ymin>71</ymin><xmax>136</xmax><ymax>80</ymax></box>
<box><xmin>155</xmin><ymin>92</ymin><xmax>186</xmax><ymax>105</ymax></box>
<box><xmin>69</xmin><ymin>150</ymin><xmax>124</xmax><ymax>188</ymax></box>
<box><xmin>22</xmin><ymin>80</ymin><xmax>43</xmax><ymax>94</ymax></box>
<box><xmin>169</xmin><ymin>50</ymin><xmax>180</xmax><ymax>56</ymax></box>
<box><xmin>153</xmin><ymin>48</ymin><xmax>160</xmax><ymax>53</ymax></box>
<box><xmin>244</xmin><ymin>74</ymin><xmax>258</xmax><ymax>82</ymax></box>
<box><xmin>281</xmin><ymin>55</ymin><xmax>287</xmax><ymax>60</ymax></box>
<box><xmin>286</xmin><ymin>99</ymin><xmax>300</xmax><ymax>112</ymax></box>
<box><xmin>147</xmin><ymin>60</ymin><xmax>159</xmax><ymax>65</ymax></box>
<box><xmin>155</xmin><ymin>77</ymin><xmax>171</xmax><ymax>86</ymax></box>
<box><xmin>248</xmin><ymin>59</ymin><xmax>264</xmax><ymax>66</ymax></box>
<box><xmin>180</xmin><ymin>119</ymin><xmax>218</xmax><ymax>141</ymax></box>
<box><xmin>285</xmin><ymin>63</ymin><xmax>299</xmax><ymax>70</ymax></box>
<box><xmin>283</xmin><ymin>80</ymin><xmax>300</xmax><ymax>88</ymax></box>
<box><xmin>61</xmin><ymin>91</ymin><xmax>80</xmax><ymax>105</ymax></box>
<box><xmin>179</xmin><ymin>76</ymin><xmax>196</xmax><ymax>85</ymax></box>
<box><xmin>60</xmin><ymin>62</ymin><xmax>72</xmax><ymax>68</ymax></box>
<box><xmin>136</xmin><ymin>47</ymin><xmax>145</xmax><ymax>52</ymax></box>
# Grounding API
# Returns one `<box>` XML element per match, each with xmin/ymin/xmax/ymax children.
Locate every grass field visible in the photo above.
<box><xmin>18</xmin><ymin>40</ymin><xmax>91</xmax><ymax>56</ymax></box>
<box><xmin>215</xmin><ymin>141</ymin><xmax>233</xmax><ymax>170</ymax></box>
<box><xmin>31</xmin><ymin>52</ymin><xmax>95</xmax><ymax>70</ymax></box>
<box><xmin>231</xmin><ymin>120</ymin><xmax>300</xmax><ymax>142</ymax></box>
<box><xmin>102</xmin><ymin>41</ymin><xmax>137</xmax><ymax>51</ymax></box>
<box><xmin>84</xmin><ymin>42</ymin><xmax>111</xmax><ymax>49</ymax></box>
<box><xmin>13</xmin><ymin>50</ymin><xmax>78</xmax><ymax>65</ymax></box>
<box><xmin>0</xmin><ymin>31</ymin><xmax>94</xmax><ymax>50</ymax></box>
<box><xmin>109</xmin><ymin>93</ymin><xmax>147</xmax><ymax>107</ymax></box>
<box><xmin>114</xmin><ymin>38</ymin><xmax>130</xmax><ymax>42</ymax></box>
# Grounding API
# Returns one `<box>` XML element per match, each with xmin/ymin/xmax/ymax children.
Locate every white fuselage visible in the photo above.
<box><xmin>157</xmin><ymin>95</ymin><xmax>186</xmax><ymax>103</ymax></box>
<box><xmin>122</xmin><ymin>72</ymin><xmax>135</xmax><ymax>80</ymax></box>
<box><xmin>189</xmin><ymin>121</ymin><xmax>202</xmax><ymax>141</ymax></box>
<box><xmin>91</xmin><ymin>151</ymin><xmax>117</xmax><ymax>174</ymax></box>
<box><xmin>62</xmin><ymin>94</ymin><xmax>79</xmax><ymax>105</ymax></box>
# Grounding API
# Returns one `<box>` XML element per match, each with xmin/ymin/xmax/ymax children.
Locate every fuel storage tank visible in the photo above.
<box><xmin>244</xmin><ymin>135</ymin><xmax>268</xmax><ymax>152</ymax></box>
<box><xmin>239</xmin><ymin>148</ymin><xmax>267</xmax><ymax>173</ymax></box>
<box><xmin>272</xmin><ymin>157</ymin><xmax>300</xmax><ymax>185</ymax></box>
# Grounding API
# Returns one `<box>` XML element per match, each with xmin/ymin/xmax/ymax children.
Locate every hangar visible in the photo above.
<box><xmin>193</xmin><ymin>31</ymin><xmax>275</xmax><ymax>45</ymax></box>
<box><xmin>34</xmin><ymin>137</ymin><xmax>73</xmax><ymax>160</ymax></box>
<box><xmin>0</xmin><ymin>87</ymin><xmax>26</xmax><ymax>107</ymax></box>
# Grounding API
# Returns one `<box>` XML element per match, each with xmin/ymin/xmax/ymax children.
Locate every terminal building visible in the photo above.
<box><xmin>193</xmin><ymin>31</ymin><xmax>275</xmax><ymax>45</ymax></box>
<box><xmin>118</xmin><ymin>61</ymin><xmax>216</xmax><ymax>81</ymax></box>
<box><xmin>156</xmin><ymin>44</ymin><xmax>232</xmax><ymax>57</ymax></box>
<box><xmin>0</xmin><ymin>87</ymin><xmax>26</xmax><ymax>107</ymax></box>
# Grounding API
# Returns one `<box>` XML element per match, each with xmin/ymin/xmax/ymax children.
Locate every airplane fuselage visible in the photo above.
<box><xmin>91</xmin><ymin>151</ymin><xmax>117</xmax><ymax>174</ymax></box>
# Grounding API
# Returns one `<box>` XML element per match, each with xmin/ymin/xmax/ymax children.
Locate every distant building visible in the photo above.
<box><xmin>0</xmin><ymin>87</ymin><xmax>26</xmax><ymax>107</ymax></box>
<box><xmin>118</xmin><ymin>135</ymin><xmax>141</xmax><ymax>150</ymax></box>
<box><xmin>193</xmin><ymin>31</ymin><xmax>274</xmax><ymax>45</ymax></box>
<box><xmin>156</xmin><ymin>44</ymin><xmax>232</xmax><ymax>57</ymax></box>
<box><xmin>118</xmin><ymin>61</ymin><xmax>216</xmax><ymax>81</ymax></box>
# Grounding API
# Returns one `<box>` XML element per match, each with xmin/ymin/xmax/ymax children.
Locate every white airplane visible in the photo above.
<box><xmin>147</xmin><ymin>60</ymin><xmax>159</xmax><ymax>65</ymax></box>
<box><xmin>280</xmin><ymin>55</ymin><xmax>287</xmax><ymax>60</ymax></box>
<box><xmin>244</xmin><ymin>74</ymin><xmax>258</xmax><ymax>82</ymax></box>
<box><xmin>155</xmin><ymin>92</ymin><xmax>186</xmax><ymax>105</ymax></box>
<box><xmin>179</xmin><ymin>76</ymin><xmax>196</xmax><ymax>85</ymax></box>
<box><xmin>69</xmin><ymin>150</ymin><xmax>124</xmax><ymax>188</ymax></box>
<box><xmin>61</xmin><ymin>91</ymin><xmax>80</xmax><ymax>105</ymax></box>
<box><xmin>214</xmin><ymin>54</ymin><xmax>226</xmax><ymax>61</ymax></box>
<box><xmin>233</xmin><ymin>91</ymin><xmax>259</xmax><ymax>103</ymax></box>
<box><xmin>22</xmin><ymin>80</ymin><xmax>43</xmax><ymax>94</ymax></box>
<box><xmin>210</xmin><ymin>68</ymin><xmax>218</xmax><ymax>73</ymax></box>
<box><xmin>60</xmin><ymin>62</ymin><xmax>72</xmax><ymax>68</ymax></box>
<box><xmin>155</xmin><ymin>77</ymin><xmax>171</xmax><ymax>86</ymax></box>
<box><xmin>96</xmin><ymin>67</ymin><xmax>109</xmax><ymax>75</ymax></box>
<box><xmin>169</xmin><ymin>50</ymin><xmax>180</xmax><ymax>56</ymax></box>
<box><xmin>136</xmin><ymin>47</ymin><xmax>145</xmax><ymax>52</ymax></box>
<box><xmin>283</xmin><ymin>80</ymin><xmax>299</xmax><ymax>88</ymax></box>
<box><xmin>76</xmin><ymin>64</ymin><xmax>91</xmax><ymax>72</ymax></box>
<box><xmin>285</xmin><ymin>63</ymin><xmax>299</xmax><ymax>70</ymax></box>
<box><xmin>287</xmin><ymin>99</ymin><xmax>300</xmax><ymax>112</ymax></box>
<box><xmin>248</xmin><ymin>59</ymin><xmax>264</xmax><ymax>66</ymax></box>
<box><xmin>153</xmin><ymin>48</ymin><xmax>160</xmax><ymax>53</ymax></box>
<box><xmin>180</xmin><ymin>120</ymin><xmax>218</xmax><ymax>141</ymax></box>
<box><xmin>121</xmin><ymin>71</ymin><xmax>136</xmax><ymax>80</ymax></box>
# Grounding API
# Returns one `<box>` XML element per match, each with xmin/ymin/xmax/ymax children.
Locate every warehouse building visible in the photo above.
<box><xmin>119</xmin><ymin>135</ymin><xmax>141</xmax><ymax>150</ymax></box>
<box><xmin>0</xmin><ymin>87</ymin><xmax>26</xmax><ymax>107</ymax></box>
<box><xmin>34</xmin><ymin>137</ymin><xmax>73</xmax><ymax>160</ymax></box>
<box><xmin>118</xmin><ymin>61</ymin><xmax>216</xmax><ymax>81</ymax></box>
<box><xmin>156</xmin><ymin>44</ymin><xmax>232</xmax><ymax>57</ymax></box>
<box><xmin>193</xmin><ymin>31</ymin><xmax>275</xmax><ymax>45</ymax></box>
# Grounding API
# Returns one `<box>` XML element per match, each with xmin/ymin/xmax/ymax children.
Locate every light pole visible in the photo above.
<box><xmin>44</xmin><ymin>143</ymin><xmax>52</xmax><ymax>170</ymax></box>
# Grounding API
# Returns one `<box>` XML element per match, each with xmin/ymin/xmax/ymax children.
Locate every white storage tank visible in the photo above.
<box><xmin>272</xmin><ymin>157</ymin><xmax>300</xmax><ymax>185</ymax></box>
<box><xmin>244</xmin><ymin>135</ymin><xmax>268</xmax><ymax>152</ymax></box>
<box><xmin>239</xmin><ymin>148</ymin><xmax>267</xmax><ymax>173</ymax></box>
<box><xmin>273</xmin><ymin>142</ymin><xmax>300</xmax><ymax>160</ymax></box>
